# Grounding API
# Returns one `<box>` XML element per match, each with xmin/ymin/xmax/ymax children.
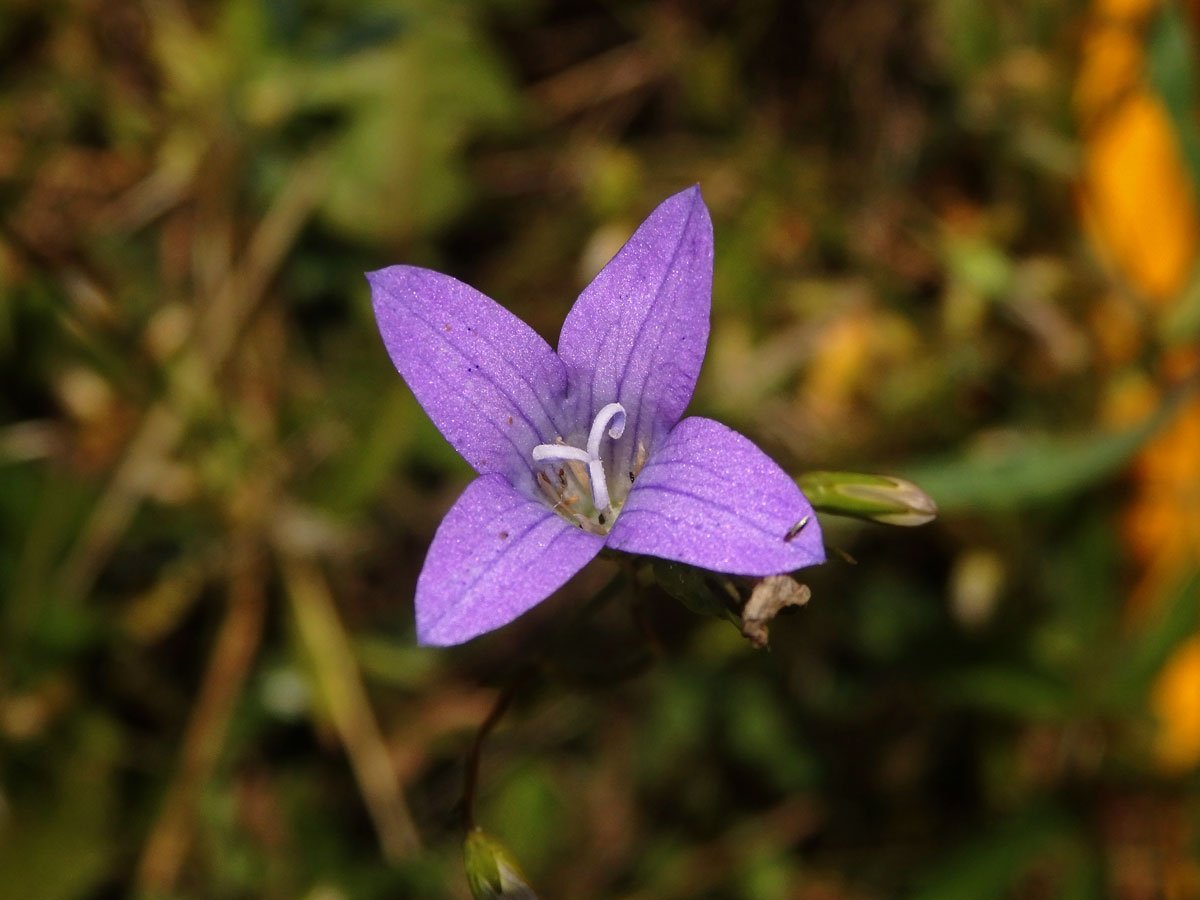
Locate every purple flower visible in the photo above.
<box><xmin>369</xmin><ymin>187</ymin><xmax>824</xmax><ymax>645</ymax></box>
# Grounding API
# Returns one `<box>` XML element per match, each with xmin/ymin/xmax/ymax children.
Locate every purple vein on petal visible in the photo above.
<box><xmin>605</xmin><ymin>416</ymin><xmax>823</xmax><ymax>574</ymax></box>
<box><xmin>370</xmin><ymin>266</ymin><xmax>570</xmax><ymax>477</ymax></box>
<box><xmin>416</xmin><ymin>474</ymin><xmax>605</xmax><ymax>645</ymax></box>
<box><xmin>613</xmin><ymin>194</ymin><xmax>705</xmax><ymax>464</ymax></box>
<box><xmin>399</xmin><ymin>291</ymin><xmax>566</xmax><ymax>433</ymax></box>
<box><xmin>402</xmin><ymin>303</ymin><xmax>554</xmax><ymax>457</ymax></box>
<box><xmin>619</xmin><ymin>482</ymin><xmax>787</xmax><ymax>540</ymax></box>
<box><xmin>558</xmin><ymin>187</ymin><xmax>713</xmax><ymax>479</ymax></box>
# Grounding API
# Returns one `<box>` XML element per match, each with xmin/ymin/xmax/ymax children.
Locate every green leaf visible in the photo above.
<box><xmin>1159</xmin><ymin>265</ymin><xmax>1200</xmax><ymax>346</ymax></box>
<box><xmin>903</xmin><ymin>391</ymin><xmax>1190</xmax><ymax>513</ymax></box>
<box><xmin>0</xmin><ymin>716</ymin><xmax>119</xmax><ymax>900</ymax></box>
<box><xmin>1110</xmin><ymin>569</ymin><xmax>1200</xmax><ymax>705</ymax></box>
<box><xmin>651</xmin><ymin>559</ymin><xmax>738</xmax><ymax>622</ymax></box>
<box><xmin>1148</xmin><ymin>2</ymin><xmax>1200</xmax><ymax>200</ymax></box>
<box><xmin>910</xmin><ymin>809</ymin><xmax>1082</xmax><ymax>900</ymax></box>
<box><xmin>938</xmin><ymin>665</ymin><xmax>1072</xmax><ymax>720</ymax></box>
<box><xmin>1147</xmin><ymin>3</ymin><xmax>1200</xmax><ymax>346</ymax></box>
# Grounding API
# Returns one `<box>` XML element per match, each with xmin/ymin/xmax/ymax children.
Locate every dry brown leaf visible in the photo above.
<box><xmin>740</xmin><ymin>575</ymin><xmax>811</xmax><ymax>649</ymax></box>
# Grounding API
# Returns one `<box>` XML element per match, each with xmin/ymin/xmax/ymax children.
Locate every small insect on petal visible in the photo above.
<box><xmin>784</xmin><ymin>516</ymin><xmax>810</xmax><ymax>542</ymax></box>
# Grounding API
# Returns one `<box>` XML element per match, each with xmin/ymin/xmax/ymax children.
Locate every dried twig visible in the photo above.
<box><xmin>136</xmin><ymin>539</ymin><xmax>268</xmax><ymax>893</ymax></box>
<box><xmin>282</xmin><ymin>556</ymin><xmax>421</xmax><ymax>860</ymax></box>
<box><xmin>55</xmin><ymin>153</ymin><xmax>328</xmax><ymax>604</ymax></box>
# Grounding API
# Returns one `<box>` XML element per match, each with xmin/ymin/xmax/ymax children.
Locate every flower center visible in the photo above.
<box><xmin>532</xmin><ymin>402</ymin><xmax>626</xmax><ymax>515</ymax></box>
<box><xmin>535</xmin><ymin>400</ymin><xmax>628</xmax><ymax>528</ymax></box>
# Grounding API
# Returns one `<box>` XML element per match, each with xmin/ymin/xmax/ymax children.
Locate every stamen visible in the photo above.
<box><xmin>537</xmin><ymin>470</ymin><xmax>601</xmax><ymax>534</ymax></box>
<box><xmin>631</xmin><ymin>440</ymin><xmax>648</xmax><ymax>483</ymax></box>
<box><xmin>531</xmin><ymin>402</ymin><xmax>627</xmax><ymax>512</ymax></box>
<box><xmin>564</xmin><ymin>458</ymin><xmax>589</xmax><ymax>492</ymax></box>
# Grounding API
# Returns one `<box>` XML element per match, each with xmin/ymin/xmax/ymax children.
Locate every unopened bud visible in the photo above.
<box><xmin>464</xmin><ymin>828</ymin><xmax>538</xmax><ymax>899</ymax></box>
<box><xmin>796</xmin><ymin>471</ymin><xmax>937</xmax><ymax>527</ymax></box>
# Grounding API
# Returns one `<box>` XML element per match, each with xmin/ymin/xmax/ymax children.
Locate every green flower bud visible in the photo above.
<box><xmin>464</xmin><ymin>828</ymin><xmax>538</xmax><ymax>899</ymax></box>
<box><xmin>796</xmin><ymin>471</ymin><xmax>937</xmax><ymax>527</ymax></box>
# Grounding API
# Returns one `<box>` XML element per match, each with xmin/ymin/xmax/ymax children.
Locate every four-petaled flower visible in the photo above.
<box><xmin>368</xmin><ymin>187</ymin><xmax>824</xmax><ymax>645</ymax></box>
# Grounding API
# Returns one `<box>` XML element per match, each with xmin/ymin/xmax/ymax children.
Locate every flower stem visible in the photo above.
<box><xmin>462</xmin><ymin>667</ymin><xmax>534</xmax><ymax>832</ymax></box>
<box><xmin>461</xmin><ymin>565</ymin><xmax>650</xmax><ymax>832</ymax></box>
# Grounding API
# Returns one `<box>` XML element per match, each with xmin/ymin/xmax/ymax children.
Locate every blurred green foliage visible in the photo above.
<box><xmin>2</xmin><ymin>1</ymin><xmax>1200</xmax><ymax>898</ymax></box>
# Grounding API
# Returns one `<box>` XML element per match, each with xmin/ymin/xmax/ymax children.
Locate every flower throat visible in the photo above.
<box><xmin>532</xmin><ymin>402</ymin><xmax>644</xmax><ymax>534</ymax></box>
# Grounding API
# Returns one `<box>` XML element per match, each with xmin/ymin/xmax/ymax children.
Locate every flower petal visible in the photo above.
<box><xmin>557</xmin><ymin>186</ymin><xmax>713</xmax><ymax>475</ymax></box>
<box><xmin>416</xmin><ymin>473</ymin><xmax>605</xmax><ymax>645</ymax></box>
<box><xmin>606</xmin><ymin>417</ymin><xmax>825</xmax><ymax>574</ymax></box>
<box><xmin>369</xmin><ymin>266</ymin><xmax>568</xmax><ymax>484</ymax></box>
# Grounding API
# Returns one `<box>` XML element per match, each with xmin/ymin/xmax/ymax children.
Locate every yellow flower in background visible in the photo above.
<box><xmin>801</xmin><ymin>310</ymin><xmax>875</xmax><ymax>422</ymax></box>
<box><xmin>1124</xmin><ymin>395</ymin><xmax>1200</xmax><ymax>599</ymax></box>
<box><xmin>1077</xmin><ymin>0</ymin><xmax>1200</xmax><ymax>769</ymax></box>
<box><xmin>1076</xmin><ymin>0</ymin><xmax>1199</xmax><ymax>305</ymax></box>
<box><xmin>1152</xmin><ymin>635</ymin><xmax>1200</xmax><ymax>773</ymax></box>
<box><xmin>1080</xmin><ymin>91</ymin><xmax>1199</xmax><ymax>303</ymax></box>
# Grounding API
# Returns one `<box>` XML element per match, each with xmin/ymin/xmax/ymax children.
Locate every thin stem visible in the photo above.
<box><xmin>136</xmin><ymin>538</ymin><xmax>267</xmax><ymax>893</ymax></box>
<box><xmin>462</xmin><ymin>668</ymin><xmax>534</xmax><ymax>831</ymax></box>
<box><xmin>622</xmin><ymin>557</ymin><xmax>664</xmax><ymax>656</ymax></box>
<box><xmin>460</xmin><ymin>563</ymin><xmax>654</xmax><ymax>834</ymax></box>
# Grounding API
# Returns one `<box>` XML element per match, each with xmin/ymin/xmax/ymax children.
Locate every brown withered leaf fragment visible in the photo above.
<box><xmin>740</xmin><ymin>575</ymin><xmax>811</xmax><ymax>648</ymax></box>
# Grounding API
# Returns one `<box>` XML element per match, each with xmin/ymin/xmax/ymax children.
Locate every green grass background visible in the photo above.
<box><xmin>2</xmin><ymin>1</ymin><xmax>1198</xmax><ymax>897</ymax></box>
